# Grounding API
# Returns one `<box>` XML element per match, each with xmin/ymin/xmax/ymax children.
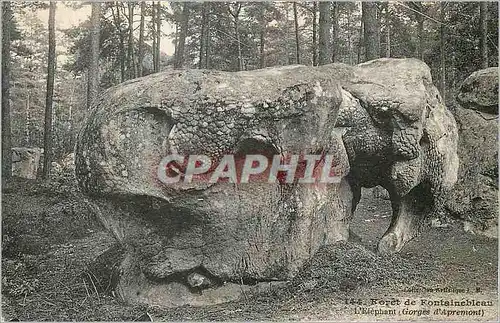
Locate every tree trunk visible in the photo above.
<box><xmin>258</xmin><ymin>4</ymin><xmax>266</xmax><ymax>69</ymax></box>
<box><xmin>451</xmin><ymin>51</ymin><xmax>456</xmax><ymax>92</ymax></box>
<box><xmin>318</xmin><ymin>1</ymin><xmax>331</xmax><ymax>65</ymax></box>
<box><xmin>127</xmin><ymin>3</ymin><xmax>137</xmax><ymax>78</ymax></box>
<box><xmin>112</xmin><ymin>3</ymin><xmax>126</xmax><ymax>82</ymax></box>
<box><xmin>155</xmin><ymin>1</ymin><xmax>161</xmax><ymax>72</ymax></box>
<box><xmin>385</xmin><ymin>2</ymin><xmax>391</xmax><ymax>58</ymax></box>
<box><xmin>235</xmin><ymin>18</ymin><xmax>242</xmax><ymax>71</ymax></box>
<box><xmin>346</xmin><ymin>4</ymin><xmax>352</xmax><ymax>64</ymax></box>
<box><xmin>408</xmin><ymin>2</ymin><xmax>423</xmax><ymax>59</ymax></box>
<box><xmin>331</xmin><ymin>2</ymin><xmax>339</xmax><ymax>62</ymax></box>
<box><xmin>228</xmin><ymin>3</ymin><xmax>243</xmax><ymax>71</ymax></box>
<box><xmin>199</xmin><ymin>3</ymin><xmax>208</xmax><ymax>69</ymax></box>
<box><xmin>43</xmin><ymin>1</ymin><xmax>56</xmax><ymax>179</ymax></box>
<box><xmin>417</xmin><ymin>18</ymin><xmax>423</xmax><ymax>59</ymax></box>
<box><xmin>138</xmin><ymin>1</ymin><xmax>145</xmax><ymax>76</ymax></box>
<box><xmin>312</xmin><ymin>1</ymin><xmax>317</xmax><ymax>66</ymax></box>
<box><xmin>414</xmin><ymin>1</ymin><xmax>424</xmax><ymax>60</ymax></box>
<box><xmin>151</xmin><ymin>2</ymin><xmax>157</xmax><ymax>71</ymax></box>
<box><xmin>362</xmin><ymin>1</ymin><xmax>380</xmax><ymax>61</ymax></box>
<box><xmin>480</xmin><ymin>2</ymin><xmax>488</xmax><ymax>69</ymax></box>
<box><xmin>173</xmin><ymin>19</ymin><xmax>178</xmax><ymax>60</ymax></box>
<box><xmin>87</xmin><ymin>2</ymin><xmax>100</xmax><ymax>109</ymax></box>
<box><xmin>205</xmin><ymin>9</ymin><xmax>211</xmax><ymax>69</ymax></box>
<box><xmin>25</xmin><ymin>92</ymin><xmax>30</xmax><ymax>145</ymax></box>
<box><xmin>285</xmin><ymin>6</ymin><xmax>292</xmax><ymax>65</ymax></box>
<box><xmin>293</xmin><ymin>2</ymin><xmax>300</xmax><ymax>64</ymax></box>
<box><xmin>259</xmin><ymin>17</ymin><xmax>266</xmax><ymax>68</ymax></box>
<box><xmin>440</xmin><ymin>2</ymin><xmax>446</xmax><ymax>101</ymax></box>
<box><xmin>2</xmin><ymin>1</ymin><xmax>12</xmax><ymax>179</ymax></box>
<box><xmin>357</xmin><ymin>20</ymin><xmax>363</xmax><ymax>63</ymax></box>
<box><xmin>174</xmin><ymin>2</ymin><xmax>189</xmax><ymax>68</ymax></box>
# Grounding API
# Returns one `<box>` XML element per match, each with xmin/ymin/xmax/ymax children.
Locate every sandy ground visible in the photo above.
<box><xmin>2</xmin><ymin>180</ymin><xmax>498</xmax><ymax>321</ymax></box>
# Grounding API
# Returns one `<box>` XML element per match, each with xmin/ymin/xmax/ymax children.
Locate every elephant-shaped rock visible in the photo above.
<box><xmin>75</xmin><ymin>59</ymin><xmax>460</xmax><ymax>307</ymax></box>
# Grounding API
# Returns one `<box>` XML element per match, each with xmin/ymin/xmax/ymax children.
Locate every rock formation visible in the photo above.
<box><xmin>371</xmin><ymin>186</ymin><xmax>390</xmax><ymax>200</ymax></box>
<box><xmin>331</xmin><ymin>58</ymin><xmax>459</xmax><ymax>254</ymax></box>
<box><xmin>456</xmin><ymin>67</ymin><xmax>498</xmax><ymax>114</ymax></box>
<box><xmin>75</xmin><ymin>66</ymin><xmax>352</xmax><ymax>307</ymax></box>
<box><xmin>446</xmin><ymin>67</ymin><xmax>498</xmax><ymax>238</ymax></box>
<box><xmin>75</xmin><ymin>58</ymin><xmax>461</xmax><ymax>307</ymax></box>
<box><xmin>12</xmin><ymin>147</ymin><xmax>43</xmax><ymax>179</ymax></box>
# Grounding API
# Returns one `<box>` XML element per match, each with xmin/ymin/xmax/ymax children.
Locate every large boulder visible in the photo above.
<box><xmin>446</xmin><ymin>67</ymin><xmax>498</xmax><ymax>238</ymax></box>
<box><xmin>76</xmin><ymin>66</ymin><xmax>352</xmax><ymax>307</ymax></box>
<box><xmin>12</xmin><ymin>147</ymin><xmax>43</xmax><ymax>179</ymax></box>
<box><xmin>456</xmin><ymin>67</ymin><xmax>498</xmax><ymax>114</ymax></box>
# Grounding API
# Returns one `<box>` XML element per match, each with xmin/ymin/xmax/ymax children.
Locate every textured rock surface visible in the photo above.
<box><xmin>12</xmin><ymin>147</ymin><xmax>42</xmax><ymax>179</ymax></box>
<box><xmin>76</xmin><ymin>65</ymin><xmax>352</xmax><ymax>307</ymax></box>
<box><xmin>370</xmin><ymin>186</ymin><xmax>390</xmax><ymax>200</ymax></box>
<box><xmin>446</xmin><ymin>68</ymin><xmax>498</xmax><ymax>238</ymax></box>
<box><xmin>456</xmin><ymin>67</ymin><xmax>498</xmax><ymax>114</ymax></box>
<box><xmin>331</xmin><ymin>58</ymin><xmax>459</xmax><ymax>254</ymax></box>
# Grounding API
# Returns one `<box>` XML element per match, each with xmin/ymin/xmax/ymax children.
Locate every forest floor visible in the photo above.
<box><xmin>2</xmin><ymin>178</ymin><xmax>498</xmax><ymax>321</ymax></box>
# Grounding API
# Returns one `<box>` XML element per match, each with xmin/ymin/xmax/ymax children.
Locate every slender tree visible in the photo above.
<box><xmin>318</xmin><ymin>1</ymin><xmax>331</xmax><ymax>65</ymax></box>
<box><xmin>384</xmin><ymin>2</ymin><xmax>391</xmax><ymax>58</ymax></box>
<box><xmin>479</xmin><ymin>2</ymin><xmax>489</xmax><ymax>68</ymax></box>
<box><xmin>228</xmin><ymin>3</ymin><xmax>243</xmax><ymax>71</ymax></box>
<box><xmin>409</xmin><ymin>2</ymin><xmax>424</xmax><ymax>59</ymax></box>
<box><xmin>259</xmin><ymin>4</ymin><xmax>267</xmax><ymax>68</ymax></box>
<box><xmin>87</xmin><ymin>2</ymin><xmax>100</xmax><ymax>109</ymax></box>
<box><xmin>362</xmin><ymin>1</ymin><xmax>380</xmax><ymax>61</ymax></box>
<box><xmin>204</xmin><ymin>7</ymin><xmax>211</xmax><ymax>69</ymax></box>
<box><xmin>127</xmin><ymin>2</ymin><xmax>137</xmax><ymax>78</ymax></box>
<box><xmin>151</xmin><ymin>2</ymin><xmax>157</xmax><ymax>70</ymax></box>
<box><xmin>346</xmin><ymin>4</ymin><xmax>353</xmax><ymax>64</ymax></box>
<box><xmin>174</xmin><ymin>2</ymin><xmax>189</xmax><ymax>68</ymax></box>
<box><xmin>331</xmin><ymin>2</ymin><xmax>339</xmax><ymax>62</ymax></box>
<box><xmin>199</xmin><ymin>3</ymin><xmax>208</xmax><ymax>69</ymax></box>
<box><xmin>293</xmin><ymin>2</ymin><xmax>300</xmax><ymax>64</ymax></box>
<box><xmin>285</xmin><ymin>4</ymin><xmax>292</xmax><ymax>65</ymax></box>
<box><xmin>2</xmin><ymin>1</ymin><xmax>12</xmax><ymax>179</ymax></box>
<box><xmin>312</xmin><ymin>1</ymin><xmax>318</xmax><ymax>66</ymax></box>
<box><xmin>357</xmin><ymin>20</ymin><xmax>363</xmax><ymax>63</ymax></box>
<box><xmin>43</xmin><ymin>1</ymin><xmax>56</xmax><ymax>179</ymax></box>
<box><xmin>138</xmin><ymin>1</ymin><xmax>145</xmax><ymax>76</ymax></box>
<box><xmin>111</xmin><ymin>2</ymin><xmax>126</xmax><ymax>82</ymax></box>
<box><xmin>155</xmin><ymin>1</ymin><xmax>161</xmax><ymax>72</ymax></box>
<box><xmin>25</xmin><ymin>92</ymin><xmax>30</xmax><ymax>145</ymax></box>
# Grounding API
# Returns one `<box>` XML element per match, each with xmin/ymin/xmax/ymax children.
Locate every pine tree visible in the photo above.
<box><xmin>42</xmin><ymin>1</ymin><xmax>56</xmax><ymax>179</ymax></box>
<box><xmin>2</xmin><ymin>1</ymin><xmax>13</xmax><ymax>179</ymax></box>
<box><xmin>87</xmin><ymin>2</ymin><xmax>100</xmax><ymax>109</ymax></box>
